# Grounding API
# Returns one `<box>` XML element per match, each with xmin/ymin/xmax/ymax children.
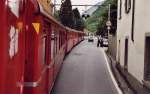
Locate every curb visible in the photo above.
<box><xmin>106</xmin><ymin>52</ymin><xmax>135</xmax><ymax>94</ymax></box>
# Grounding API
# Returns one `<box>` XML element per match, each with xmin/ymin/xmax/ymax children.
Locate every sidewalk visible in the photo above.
<box><xmin>106</xmin><ymin>52</ymin><xmax>135</xmax><ymax>94</ymax></box>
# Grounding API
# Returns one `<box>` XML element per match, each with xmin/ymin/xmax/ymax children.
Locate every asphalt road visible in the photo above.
<box><xmin>51</xmin><ymin>40</ymin><xmax>121</xmax><ymax>94</ymax></box>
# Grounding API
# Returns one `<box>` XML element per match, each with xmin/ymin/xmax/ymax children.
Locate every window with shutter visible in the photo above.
<box><xmin>118</xmin><ymin>0</ymin><xmax>122</xmax><ymax>19</ymax></box>
<box><xmin>125</xmin><ymin>0</ymin><xmax>131</xmax><ymax>14</ymax></box>
<box><xmin>144</xmin><ymin>36</ymin><xmax>150</xmax><ymax>81</ymax></box>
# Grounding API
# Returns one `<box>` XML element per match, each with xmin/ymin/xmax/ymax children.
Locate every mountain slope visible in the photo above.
<box><xmin>85</xmin><ymin>0</ymin><xmax>115</xmax><ymax>33</ymax></box>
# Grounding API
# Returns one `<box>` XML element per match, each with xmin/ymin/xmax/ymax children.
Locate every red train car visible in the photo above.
<box><xmin>0</xmin><ymin>0</ymin><xmax>84</xmax><ymax>94</ymax></box>
<box><xmin>0</xmin><ymin>0</ymin><xmax>7</xmax><ymax>93</ymax></box>
<box><xmin>0</xmin><ymin>0</ymin><xmax>26</xmax><ymax>94</ymax></box>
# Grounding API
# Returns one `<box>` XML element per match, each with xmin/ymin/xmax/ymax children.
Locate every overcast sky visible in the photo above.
<box><xmin>52</xmin><ymin>0</ymin><xmax>104</xmax><ymax>13</ymax></box>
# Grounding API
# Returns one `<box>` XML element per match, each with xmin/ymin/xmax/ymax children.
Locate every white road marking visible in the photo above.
<box><xmin>101</xmin><ymin>49</ymin><xmax>123</xmax><ymax>94</ymax></box>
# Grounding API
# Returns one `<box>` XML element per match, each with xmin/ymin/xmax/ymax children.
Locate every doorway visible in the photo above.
<box><xmin>144</xmin><ymin>36</ymin><xmax>150</xmax><ymax>81</ymax></box>
<box><xmin>118</xmin><ymin>40</ymin><xmax>121</xmax><ymax>64</ymax></box>
<box><xmin>124</xmin><ymin>38</ymin><xmax>128</xmax><ymax>71</ymax></box>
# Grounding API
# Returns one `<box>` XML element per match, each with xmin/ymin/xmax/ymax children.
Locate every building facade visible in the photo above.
<box><xmin>117</xmin><ymin>0</ymin><xmax>150</xmax><ymax>92</ymax></box>
<box><xmin>108</xmin><ymin>2</ymin><xmax>117</xmax><ymax>59</ymax></box>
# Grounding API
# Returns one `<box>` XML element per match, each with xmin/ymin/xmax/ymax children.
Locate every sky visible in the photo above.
<box><xmin>52</xmin><ymin>0</ymin><xmax>104</xmax><ymax>14</ymax></box>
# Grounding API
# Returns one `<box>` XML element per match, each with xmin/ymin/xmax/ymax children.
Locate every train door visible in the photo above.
<box><xmin>43</xmin><ymin>20</ymin><xmax>53</xmax><ymax>93</ymax></box>
<box><xmin>65</xmin><ymin>31</ymin><xmax>68</xmax><ymax>53</ymax></box>
<box><xmin>65</xmin><ymin>31</ymin><xmax>67</xmax><ymax>54</ymax></box>
<box><xmin>39</xmin><ymin>25</ymin><xmax>48</xmax><ymax>94</ymax></box>
<box><xmin>0</xmin><ymin>0</ymin><xmax>7</xmax><ymax>93</ymax></box>
<box><xmin>51</xmin><ymin>28</ymin><xmax>57</xmax><ymax>81</ymax></box>
<box><xmin>51</xmin><ymin>29</ymin><xmax>55</xmax><ymax>63</ymax></box>
<box><xmin>5</xmin><ymin>0</ymin><xmax>26</xmax><ymax>94</ymax></box>
<box><xmin>51</xmin><ymin>29</ymin><xmax>54</xmax><ymax>82</ymax></box>
<box><xmin>53</xmin><ymin>29</ymin><xmax>59</xmax><ymax>80</ymax></box>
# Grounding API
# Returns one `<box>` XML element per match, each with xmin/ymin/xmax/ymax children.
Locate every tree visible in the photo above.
<box><xmin>109</xmin><ymin>2</ymin><xmax>117</xmax><ymax>35</ymax></box>
<box><xmin>73</xmin><ymin>8</ymin><xmax>80</xmax><ymax>19</ymax></box>
<box><xmin>95</xmin><ymin>0</ymin><xmax>117</xmax><ymax>36</ymax></box>
<box><xmin>59</xmin><ymin>0</ymin><xmax>74</xmax><ymax>28</ymax></box>
<box><xmin>73</xmin><ymin>8</ymin><xmax>85</xmax><ymax>31</ymax></box>
<box><xmin>54</xmin><ymin>10</ymin><xmax>60</xmax><ymax>21</ymax></box>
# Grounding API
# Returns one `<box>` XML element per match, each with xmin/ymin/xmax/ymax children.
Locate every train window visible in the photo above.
<box><xmin>62</xmin><ymin>32</ymin><xmax>63</xmax><ymax>45</ymax></box>
<box><xmin>42</xmin><ymin>36</ymin><xmax>46</xmax><ymax>64</ymax></box>
<box><xmin>54</xmin><ymin>30</ymin><xmax>58</xmax><ymax>56</ymax></box>
<box><xmin>62</xmin><ymin>32</ymin><xmax>64</xmax><ymax>45</ymax></box>
<box><xmin>59</xmin><ymin>32</ymin><xmax>61</xmax><ymax>48</ymax></box>
<box><xmin>59</xmin><ymin>31</ymin><xmax>61</xmax><ymax>49</ymax></box>
<box><xmin>56</xmin><ymin>31</ymin><xmax>59</xmax><ymax>52</ymax></box>
<box><xmin>9</xmin><ymin>26</ymin><xmax>19</xmax><ymax>59</ymax></box>
<box><xmin>59</xmin><ymin>34</ymin><xmax>61</xmax><ymax>47</ymax></box>
<box><xmin>51</xmin><ymin>30</ymin><xmax>55</xmax><ymax>60</ymax></box>
<box><xmin>63</xmin><ymin>32</ymin><xmax>65</xmax><ymax>45</ymax></box>
<box><xmin>51</xmin><ymin>33</ymin><xmax>55</xmax><ymax>40</ymax></box>
<box><xmin>63</xmin><ymin>33</ymin><xmax>64</xmax><ymax>44</ymax></box>
<box><xmin>61</xmin><ymin>32</ymin><xmax>62</xmax><ymax>46</ymax></box>
<box><xmin>61</xmin><ymin>32</ymin><xmax>62</xmax><ymax>47</ymax></box>
<box><xmin>60</xmin><ymin>32</ymin><xmax>63</xmax><ymax>47</ymax></box>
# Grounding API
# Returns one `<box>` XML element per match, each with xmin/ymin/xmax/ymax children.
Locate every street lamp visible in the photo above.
<box><xmin>53</xmin><ymin>0</ymin><xmax>56</xmax><ymax>14</ymax></box>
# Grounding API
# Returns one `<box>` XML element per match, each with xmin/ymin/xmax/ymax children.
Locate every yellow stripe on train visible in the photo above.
<box><xmin>32</xmin><ymin>23</ymin><xmax>40</xmax><ymax>34</ymax></box>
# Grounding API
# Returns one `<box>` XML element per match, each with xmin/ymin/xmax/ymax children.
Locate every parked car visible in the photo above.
<box><xmin>88</xmin><ymin>36</ymin><xmax>94</xmax><ymax>42</ymax></box>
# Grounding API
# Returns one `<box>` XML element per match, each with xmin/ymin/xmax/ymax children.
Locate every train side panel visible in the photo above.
<box><xmin>1</xmin><ymin>0</ymin><xmax>26</xmax><ymax>94</ymax></box>
<box><xmin>0</xmin><ymin>0</ymin><xmax>84</xmax><ymax>94</ymax></box>
<box><xmin>0</xmin><ymin>0</ymin><xmax>7</xmax><ymax>93</ymax></box>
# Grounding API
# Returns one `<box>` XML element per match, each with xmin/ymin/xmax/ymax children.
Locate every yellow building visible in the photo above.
<box><xmin>37</xmin><ymin>0</ymin><xmax>53</xmax><ymax>15</ymax></box>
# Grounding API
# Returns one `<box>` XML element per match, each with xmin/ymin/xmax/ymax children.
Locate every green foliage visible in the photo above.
<box><xmin>60</xmin><ymin>0</ymin><xmax>74</xmax><ymax>28</ymax></box>
<box><xmin>59</xmin><ymin>0</ymin><xmax>85</xmax><ymax>31</ymax></box>
<box><xmin>73</xmin><ymin>8</ymin><xmax>80</xmax><ymax>19</ymax></box>
<box><xmin>54</xmin><ymin>10</ymin><xmax>60</xmax><ymax>21</ymax></box>
<box><xmin>85</xmin><ymin>0</ymin><xmax>116</xmax><ymax>33</ymax></box>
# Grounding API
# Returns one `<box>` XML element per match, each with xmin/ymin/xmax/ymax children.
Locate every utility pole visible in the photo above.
<box><xmin>108</xmin><ymin>4</ymin><xmax>111</xmax><ymax>21</ymax></box>
<box><xmin>53</xmin><ymin>0</ymin><xmax>56</xmax><ymax>14</ymax></box>
<box><xmin>106</xmin><ymin>4</ymin><xmax>111</xmax><ymax>52</ymax></box>
<box><xmin>106</xmin><ymin>4</ymin><xmax>111</xmax><ymax>34</ymax></box>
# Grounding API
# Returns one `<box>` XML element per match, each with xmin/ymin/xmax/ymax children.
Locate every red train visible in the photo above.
<box><xmin>0</xmin><ymin>0</ymin><xmax>84</xmax><ymax>94</ymax></box>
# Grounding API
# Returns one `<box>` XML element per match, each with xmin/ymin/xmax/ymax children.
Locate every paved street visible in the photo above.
<box><xmin>51</xmin><ymin>40</ymin><xmax>122</xmax><ymax>94</ymax></box>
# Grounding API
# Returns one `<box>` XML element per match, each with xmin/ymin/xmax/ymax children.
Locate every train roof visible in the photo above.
<box><xmin>38</xmin><ymin>2</ymin><xmax>84</xmax><ymax>34</ymax></box>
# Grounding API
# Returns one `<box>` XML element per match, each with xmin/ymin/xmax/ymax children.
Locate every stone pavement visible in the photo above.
<box><xmin>107</xmin><ymin>53</ymin><xmax>135</xmax><ymax>94</ymax></box>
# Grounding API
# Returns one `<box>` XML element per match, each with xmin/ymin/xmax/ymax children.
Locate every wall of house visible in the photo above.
<box><xmin>117</xmin><ymin>0</ymin><xmax>133</xmax><ymax>66</ymax></box>
<box><xmin>116</xmin><ymin>0</ymin><xmax>150</xmax><ymax>83</ymax></box>
<box><xmin>108</xmin><ymin>34</ymin><xmax>117</xmax><ymax>59</ymax></box>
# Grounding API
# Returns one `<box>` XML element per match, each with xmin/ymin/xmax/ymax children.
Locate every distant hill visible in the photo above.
<box><xmin>82</xmin><ymin>1</ymin><xmax>104</xmax><ymax>16</ymax></box>
<box><xmin>85</xmin><ymin>0</ymin><xmax>114</xmax><ymax>33</ymax></box>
